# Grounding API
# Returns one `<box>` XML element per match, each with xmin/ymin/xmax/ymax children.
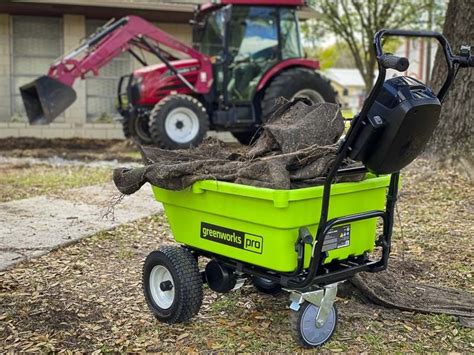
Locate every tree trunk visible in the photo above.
<box><xmin>427</xmin><ymin>0</ymin><xmax>474</xmax><ymax>181</ymax></box>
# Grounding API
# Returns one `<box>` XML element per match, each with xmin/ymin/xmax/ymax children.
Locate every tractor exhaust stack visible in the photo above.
<box><xmin>20</xmin><ymin>76</ymin><xmax>77</xmax><ymax>125</ymax></box>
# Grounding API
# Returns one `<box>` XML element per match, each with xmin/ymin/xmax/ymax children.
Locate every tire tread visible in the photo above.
<box><xmin>142</xmin><ymin>246</ymin><xmax>203</xmax><ymax>324</ymax></box>
<box><xmin>260</xmin><ymin>68</ymin><xmax>338</xmax><ymax>122</ymax></box>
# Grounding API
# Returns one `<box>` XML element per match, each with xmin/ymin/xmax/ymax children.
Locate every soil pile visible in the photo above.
<box><xmin>113</xmin><ymin>98</ymin><xmax>361</xmax><ymax>195</ymax></box>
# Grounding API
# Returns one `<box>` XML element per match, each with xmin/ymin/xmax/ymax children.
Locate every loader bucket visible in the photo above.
<box><xmin>20</xmin><ymin>76</ymin><xmax>77</xmax><ymax>125</ymax></box>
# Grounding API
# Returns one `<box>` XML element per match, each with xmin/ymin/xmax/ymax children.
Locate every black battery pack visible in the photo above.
<box><xmin>349</xmin><ymin>76</ymin><xmax>441</xmax><ymax>174</ymax></box>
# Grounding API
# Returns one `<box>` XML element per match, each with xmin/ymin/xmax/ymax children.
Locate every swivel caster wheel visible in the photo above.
<box><xmin>290</xmin><ymin>302</ymin><xmax>337</xmax><ymax>348</ymax></box>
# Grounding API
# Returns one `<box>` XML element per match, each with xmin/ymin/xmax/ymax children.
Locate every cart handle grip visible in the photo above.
<box><xmin>379</xmin><ymin>54</ymin><xmax>409</xmax><ymax>72</ymax></box>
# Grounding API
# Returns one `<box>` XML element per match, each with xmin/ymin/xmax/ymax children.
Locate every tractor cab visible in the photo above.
<box><xmin>193</xmin><ymin>3</ymin><xmax>303</xmax><ymax>102</ymax></box>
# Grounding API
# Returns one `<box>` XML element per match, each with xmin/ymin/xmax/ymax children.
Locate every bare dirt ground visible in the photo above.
<box><xmin>0</xmin><ymin>137</ymin><xmax>142</xmax><ymax>163</ymax></box>
<box><xmin>0</xmin><ymin>137</ymin><xmax>141</xmax><ymax>203</ymax></box>
<box><xmin>0</xmin><ymin>138</ymin><xmax>472</xmax><ymax>352</ymax></box>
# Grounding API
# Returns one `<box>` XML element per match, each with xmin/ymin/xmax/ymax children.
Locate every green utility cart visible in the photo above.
<box><xmin>140</xmin><ymin>30</ymin><xmax>473</xmax><ymax>347</ymax></box>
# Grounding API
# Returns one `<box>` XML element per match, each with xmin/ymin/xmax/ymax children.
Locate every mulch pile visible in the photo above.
<box><xmin>345</xmin><ymin>259</ymin><xmax>474</xmax><ymax>327</ymax></box>
<box><xmin>113</xmin><ymin>98</ymin><xmax>361</xmax><ymax>195</ymax></box>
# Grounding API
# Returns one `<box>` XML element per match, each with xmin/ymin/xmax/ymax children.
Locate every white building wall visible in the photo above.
<box><xmin>0</xmin><ymin>13</ymin><xmax>192</xmax><ymax>139</ymax></box>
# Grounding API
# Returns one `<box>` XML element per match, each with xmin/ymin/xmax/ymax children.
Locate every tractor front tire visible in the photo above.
<box><xmin>149</xmin><ymin>95</ymin><xmax>209</xmax><ymax>149</ymax></box>
<box><xmin>261</xmin><ymin>68</ymin><xmax>338</xmax><ymax>122</ymax></box>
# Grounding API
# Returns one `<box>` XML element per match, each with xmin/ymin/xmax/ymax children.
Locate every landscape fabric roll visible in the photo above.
<box><xmin>113</xmin><ymin>98</ymin><xmax>363</xmax><ymax>195</ymax></box>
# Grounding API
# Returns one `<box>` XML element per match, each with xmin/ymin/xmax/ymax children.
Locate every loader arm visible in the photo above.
<box><xmin>20</xmin><ymin>16</ymin><xmax>213</xmax><ymax>124</ymax></box>
<box><xmin>51</xmin><ymin>16</ymin><xmax>212</xmax><ymax>92</ymax></box>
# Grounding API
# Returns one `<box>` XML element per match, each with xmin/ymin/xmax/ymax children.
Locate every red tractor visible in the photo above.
<box><xmin>21</xmin><ymin>0</ymin><xmax>337</xmax><ymax>149</ymax></box>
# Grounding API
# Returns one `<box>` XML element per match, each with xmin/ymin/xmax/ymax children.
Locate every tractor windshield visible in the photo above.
<box><xmin>195</xmin><ymin>5</ymin><xmax>304</xmax><ymax>102</ymax></box>
<box><xmin>227</xmin><ymin>6</ymin><xmax>278</xmax><ymax>101</ymax></box>
<box><xmin>229</xmin><ymin>7</ymin><xmax>278</xmax><ymax>62</ymax></box>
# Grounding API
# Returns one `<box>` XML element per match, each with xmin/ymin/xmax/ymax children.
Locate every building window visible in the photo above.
<box><xmin>11</xmin><ymin>16</ymin><xmax>62</xmax><ymax>120</ymax></box>
<box><xmin>343</xmin><ymin>88</ymin><xmax>349</xmax><ymax>96</ymax></box>
<box><xmin>85</xmin><ymin>20</ymin><xmax>132</xmax><ymax>123</ymax></box>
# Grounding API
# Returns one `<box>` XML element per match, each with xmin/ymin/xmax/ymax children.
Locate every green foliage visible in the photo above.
<box><xmin>306</xmin><ymin>44</ymin><xmax>337</xmax><ymax>70</ymax></box>
<box><xmin>10</xmin><ymin>114</ymin><xmax>26</xmax><ymax>123</ymax></box>
<box><xmin>306</xmin><ymin>41</ymin><xmax>359</xmax><ymax>69</ymax></box>
<box><xmin>317</xmin><ymin>45</ymin><xmax>337</xmax><ymax>70</ymax></box>
<box><xmin>301</xmin><ymin>0</ymin><xmax>446</xmax><ymax>91</ymax></box>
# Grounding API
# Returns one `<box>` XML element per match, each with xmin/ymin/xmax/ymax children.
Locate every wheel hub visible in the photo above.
<box><xmin>160</xmin><ymin>280</ymin><xmax>174</xmax><ymax>291</ymax></box>
<box><xmin>165</xmin><ymin>107</ymin><xmax>200</xmax><ymax>144</ymax></box>
<box><xmin>175</xmin><ymin>120</ymin><xmax>184</xmax><ymax>129</ymax></box>
<box><xmin>293</xmin><ymin>89</ymin><xmax>325</xmax><ymax>104</ymax></box>
<box><xmin>149</xmin><ymin>265</ymin><xmax>175</xmax><ymax>309</ymax></box>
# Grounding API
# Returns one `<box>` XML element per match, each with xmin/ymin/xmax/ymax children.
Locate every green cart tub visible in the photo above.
<box><xmin>152</xmin><ymin>174</ymin><xmax>391</xmax><ymax>273</ymax></box>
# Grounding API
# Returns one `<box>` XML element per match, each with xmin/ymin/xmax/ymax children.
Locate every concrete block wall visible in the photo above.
<box><xmin>0</xmin><ymin>13</ymin><xmax>192</xmax><ymax>140</ymax></box>
<box><xmin>63</xmin><ymin>14</ymin><xmax>87</xmax><ymax>126</ymax></box>
<box><xmin>0</xmin><ymin>14</ymin><xmax>11</xmax><ymax>123</ymax></box>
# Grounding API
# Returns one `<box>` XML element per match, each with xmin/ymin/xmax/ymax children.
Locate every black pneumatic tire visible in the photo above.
<box><xmin>122</xmin><ymin>114</ymin><xmax>153</xmax><ymax>145</ymax></box>
<box><xmin>290</xmin><ymin>302</ymin><xmax>338</xmax><ymax>348</ymax></box>
<box><xmin>149</xmin><ymin>95</ymin><xmax>209</xmax><ymax>149</ymax></box>
<box><xmin>121</xmin><ymin>114</ymin><xmax>132</xmax><ymax>139</ymax></box>
<box><xmin>260</xmin><ymin>68</ymin><xmax>338</xmax><ymax>122</ymax></box>
<box><xmin>142</xmin><ymin>246</ymin><xmax>203</xmax><ymax>324</ymax></box>
<box><xmin>251</xmin><ymin>276</ymin><xmax>282</xmax><ymax>295</ymax></box>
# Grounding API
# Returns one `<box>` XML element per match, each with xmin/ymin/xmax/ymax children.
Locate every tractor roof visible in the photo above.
<box><xmin>220</xmin><ymin>0</ymin><xmax>305</xmax><ymax>5</ymax></box>
<box><xmin>200</xmin><ymin>0</ymin><xmax>305</xmax><ymax>12</ymax></box>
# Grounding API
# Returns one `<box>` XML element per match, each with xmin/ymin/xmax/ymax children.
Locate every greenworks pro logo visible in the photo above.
<box><xmin>200</xmin><ymin>222</ymin><xmax>263</xmax><ymax>254</ymax></box>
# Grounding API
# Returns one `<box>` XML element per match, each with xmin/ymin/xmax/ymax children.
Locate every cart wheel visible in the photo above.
<box><xmin>142</xmin><ymin>246</ymin><xmax>203</xmax><ymax>324</ymax></box>
<box><xmin>290</xmin><ymin>302</ymin><xmax>337</xmax><ymax>348</ymax></box>
<box><xmin>252</xmin><ymin>276</ymin><xmax>282</xmax><ymax>295</ymax></box>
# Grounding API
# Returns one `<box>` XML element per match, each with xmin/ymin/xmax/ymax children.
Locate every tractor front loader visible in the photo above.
<box><xmin>21</xmin><ymin>1</ymin><xmax>337</xmax><ymax>149</ymax></box>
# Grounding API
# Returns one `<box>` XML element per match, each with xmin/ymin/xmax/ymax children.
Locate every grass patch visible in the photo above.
<box><xmin>0</xmin><ymin>164</ymin><xmax>111</xmax><ymax>202</ymax></box>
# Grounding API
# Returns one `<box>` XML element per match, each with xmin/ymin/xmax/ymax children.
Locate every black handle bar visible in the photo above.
<box><xmin>375</xmin><ymin>29</ymin><xmax>458</xmax><ymax>101</ymax></box>
<box><xmin>352</xmin><ymin>28</ymin><xmax>471</xmax><ymax>131</ymax></box>
<box><xmin>374</xmin><ymin>29</ymin><xmax>474</xmax><ymax>100</ymax></box>
<box><xmin>341</xmin><ymin>29</ymin><xmax>471</xmax><ymax>184</ymax></box>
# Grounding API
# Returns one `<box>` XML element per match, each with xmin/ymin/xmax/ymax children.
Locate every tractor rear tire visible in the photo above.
<box><xmin>261</xmin><ymin>68</ymin><xmax>338</xmax><ymax>122</ymax></box>
<box><xmin>149</xmin><ymin>95</ymin><xmax>209</xmax><ymax>150</ymax></box>
<box><xmin>122</xmin><ymin>113</ymin><xmax>153</xmax><ymax>145</ymax></box>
